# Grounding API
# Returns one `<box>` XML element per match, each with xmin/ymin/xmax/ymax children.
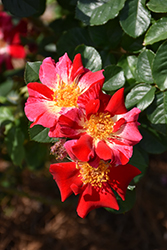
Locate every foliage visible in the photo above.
<box><xmin>1</xmin><ymin>0</ymin><xmax>167</xmax><ymax>216</ymax></box>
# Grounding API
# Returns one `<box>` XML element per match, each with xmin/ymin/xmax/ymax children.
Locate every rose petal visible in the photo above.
<box><xmin>78</xmin><ymin>70</ymin><xmax>105</xmax><ymax>93</ymax></box>
<box><xmin>55</xmin><ymin>53</ymin><xmax>72</xmax><ymax>84</ymax></box>
<box><xmin>70</xmin><ymin>53</ymin><xmax>85</xmax><ymax>81</ymax></box>
<box><xmin>39</xmin><ymin>57</ymin><xmax>58</xmax><ymax>89</ymax></box>
<box><xmin>109</xmin><ymin>164</ymin><xmax>141</xmax><ymax>200</ymax></box>
<box><xmin>77</xmin><ymin>183</ymin><xmax>119</xmax><ymax>218</ymax></box>
<box><xmin>49</xmin><ymin>162</ymin><xmax>82</xmax><ymax>202</ymax></box>
<box><xmin>96</xmin><ymin>141</ymin><xmax>113</xmax><ymax>160</ymax></box>
<box><xmin>105</xmin><ymin>88</ymin><xmax>127</xmax><ymax>116</ymax></box>
<box><xmin>71</xmin><ymin>134</ymin><xmax>94</xmax><ymax>161</ymax></box>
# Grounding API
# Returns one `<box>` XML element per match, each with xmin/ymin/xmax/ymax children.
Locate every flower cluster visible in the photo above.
<box><xmin>0</xmin><ymin>11</ymin><xmax>26</xmax><ymax>70</ymax></box>
<box><xmin>25</xmin><ymin>53</ymin><xmax>142</xmax><ymax>218</ymax></box>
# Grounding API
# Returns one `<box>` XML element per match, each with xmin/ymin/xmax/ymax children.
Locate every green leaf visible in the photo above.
<box><xmin>129</xmin><ymin>146</ymin><xmax>149</xmax><ymax>183</ymax></box>
<box><xmin>139</xmin><ymin>126</ymin><xmax>167</xmax><ymax>154</ymax></box>
<box><xmin>106</xmin><ymin>189</ymin><xmax>136</xmax><ymax>214</ymax></box>
<box><xmin>76</xmin><ymin>0</ymin><xmax>126</xmax><ymax>26</ymax></box>
<box><xmin>74</xmin><ymin>45</ymin><xmax>102</xmax><ymax>72</ymax></box>
<box><xmin>57</xmin><ymin>27</ymin><xmax>93</xmax><ymax>58</ymax></box>
<box><xmin>126</xmin><ymin>56</ymin><xmax>138</xmax><ymax>80</ymax></box>
<box><xmin>25</xmin><ymin>142</ymin><xmax>47</xmax><ymax>170</ymax></box>
<box><xmin>117</xmin><ymin>55</ymin><xmax>135</xmax><ymax>84</ymax></box>
<box><xmin>144</xmin><ymin>17</ymin><xmax>167</xmax><ymax>46</ymax></box>
<box><xmin>147</xmin><ymin>91</ymin><xmax>167</xmax><ymax>135</ymax></box>
<box><xmin>119</xmin><ymin>0</ymin><xmax>151</xmax><ymax>38</ymax></box>
<box><xmin>102</xmin><ymin>65</ymin><xmax>125</xmax><ymax>91</ymax></box>
<box><xmin>29</xmin><ymin>124</ymin><xmax>55</xmax><ymax>143</ymax></box>
<box><xmin>0</xmin><ymin>107</ymin><xmax>14</xmax><ymax>126</ymax></box>
<box><xmin>121</xmin><ymin>33</ymin><xmax>144</xmax><ymax>53</ymax></box>
<box><xmin>100</xmin><ymin>51</ymin><xmax>116</xmax><ymax>68</ymax></box>
<box><xmin>24</xmin><ymin>61</ymin><xmax>42</xmax><ymax>84</ymax></box>
<box><xmin>152</xmin><ymin>41</ymin><xmax>167</xmax><ymax>91</ymax></box>
<box><xmin>137</xmin><ymin>49</ymin><xmax>155</xmax><ymax>83</ymax></box>
<box><xmin>137</xmin><ymin>87</ymin><xmax>156</xmax><ymax>111</ymax></box>
<box><xmin>147</xmin><ymin>0</ymin><xmax>167</xmax><ymax>13</ymax></box>
<box><xmin>2</xmin><ymin>0</ymin><xmax>46</xmax><ymax>17</ymax></box>
<box><xmin>5</xmin><ymin>126</ymin><xmax>25</xmax><ymax>166</ymax></box>
<box><xmin>0</xmin><ymin>78</ymin><xmax>13</xmax><ymax>96</ymax></box>
<box><xmin>0</xmin><ymin>96</ymin><xmax>7</xmax><ymax>104</ymax></box>
<box><xmin>88</xmin><ymin>19</ymin><xmax>123</xmax><ymax>50</ymax></box>
<box><xmin>125</xmin><ymin>83</ymin><xmax>153</xmax><ymax>109</ymax></box>
<box><xmin>90</xmin><ymin>0</ymin><xmax>126</xmax><ymax>26</ymax></box>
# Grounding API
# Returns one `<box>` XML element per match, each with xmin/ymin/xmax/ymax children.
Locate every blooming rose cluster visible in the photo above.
<box><xmin>25</xmin><ymin>53</ymin><xmax>142</xmax><ymax>218</ymax></box>
<box><xmin>0</xmin><ymin>11</ymin><xmax>26</xmax><ymax>71</ymax></box>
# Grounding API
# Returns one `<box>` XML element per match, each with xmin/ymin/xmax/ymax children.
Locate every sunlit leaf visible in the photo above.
<box><xmin>119</xmin><ymin>0</ymin><xmax>151</xmax><ymax>38</ymax></box>
<box><xmin>144</xmin><ymin>17</ymin><xmax>167</xmax><ymax>45</ymax></box>
<box><xmin>147</xmin><ymin>91</ymin><xmax>167</xmax><ymax>135</ymax></box>
<box><xmin>125</xmin><ymin>83</ymin><xmax>155</xmax><ymax>110</ymax></box>
<box><xmin>152</xmin><ymin>41</ymin><xmax>167</xmax><ymax>91</ymax></box>
<box><xmin>76</xmin><ymin>0</ymin><xmax>126</xmax><ymax>26</ymax></box>
<box><xmin>103</xmin><ymin>65</ymin><xmax>125</xmax><ymax>91</ymax></box>
<box><xmin>74</xmin><ymin>45</ymin><xmax>102</xmax><ymax>72</ymax></box>
<box><xmin>147</xmin><ymin>0</ymin><xmax>167</xmax><ymax>13</ymax></box>
<box><xmin>0</xmin><ymin>107</ymin><xmax>14</xmax><ymax>126</ymax></box>
<box><xmin>24</xmin><ymin>61</ymin><xmax>42</xmax><ymax>84</ymax></box>
<box><xmin>137</xmin><ymin>49</ymin><xmax>155</xmax><ymax>83</ymax></box>
<box><xmin>29</xmin><ymin>124</ymin><xmax>56</xmax><ymax>143</ymax></box>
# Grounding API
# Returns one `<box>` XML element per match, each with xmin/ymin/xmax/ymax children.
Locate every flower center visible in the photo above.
<box><xmin>84</xmin><ymin>112</ymin><xmax>114</xmax><ymax>140</ymax></box>
<box><xmin>52</xmin><ymin>75</ymin><xmax>80</xmax><ymax>108</ymax></box>
<box><xmin>76</xmin><ymin>160</ymin><xmax>110</xmax><ymax>188</ymax></box>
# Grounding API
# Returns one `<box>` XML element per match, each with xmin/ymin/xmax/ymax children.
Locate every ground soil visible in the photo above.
<box><xmin>0</xmin><ymin>154</ymin><xmax>167</xmax><ymax>250</ymax></box>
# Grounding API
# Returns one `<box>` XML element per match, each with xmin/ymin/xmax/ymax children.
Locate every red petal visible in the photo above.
<box><xmin>85</xmin><ymin>99</ymin><xmax>100</xmax><ymax>117</ymax></box>
<box><xmin>114</xmin><ymin>108</ymin><xmax>142</xmax><ymax>145</ymax></box>
<box><xmin>72</xmin><ymin>134</ymin><xmax>94</xmax><ymax>161</ymax></box>
<box><xmin>27</xmin><ymin>82</ymin><xmax>54</xmax><ymax>99</ymax></box>
<box><xmin>25</xmin><ymin>83</ymin><xmax>60</xmax><ymax>128</ymax></box>
<box><xmin>25</xmin><ymin>101</ymin><xmax>60</xmax><ymax>128</ymax></box>
<box><xmin>78</xmin><ymin>70</ymin><xmax>105</xmax><ymax>93</ymax></box>
<box><xmin>71</xmin><ymin>53</ymin><xmax>85</xmax><ymax>81</ymax></box>
<box><xmin>39</xmin><ymin>57</ymin><xmax>58</xmax><ymax>89</ymax></box>
<box><xmin>55</xmin><ymin>53</ymin><xmax>72</xmax><ymax>84</ymax></box>
<box><xmin>9</xmin><ymin>44</ymin><xmax>26</xmax><ymax>58</ymax></box>
<box><xmin>109</xmin><ymin>164</ymin><xmax>141</xmax><ymax>200</ymax></box>
<box><xmin>96</xmin><ymin>141</ymin><xmax>112</xmax><ymax>160</ymax></box>
<box><xmin>112</xmin><ymin>118</ymin><xmax>126</xmax><ymax>133</ymax></box>
<box><xmin>71</xmin><ymin>183</ymin><xmax>83</xmax><ymax>195</ymax></box>
<box><xmin>55</xmin><ymin>108</ymin><xmax>85</xmax><ymax>138</ymax></box>
<box><xmin>107</xmin><ymin>139</ymin><xmax>133</xmax><ymax>165</ymax></box>
<box><xmin>64</xmin><ymin>139</ymin><xmax>81</xmax><ymax>161</ymax></box>
<box><xmin>105</xmin><ymin>88</ymin><xmax>127</xmax><ymax>116</ymax></box>
<box><xmin>49</xmin><ymin>162</ymin><xmax>82</xmax><ymax>202</ymax></box>
<box><xmin>77</xmin><ymin>183</ymin><xmax>119</xmax><ymax>218</ymax></box>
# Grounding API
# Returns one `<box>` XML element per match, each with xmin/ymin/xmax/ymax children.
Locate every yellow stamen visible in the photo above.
<box><xmin>52</xmin><ymin>74</ymin><xmax>80</xmax><ymax>107</ymax></box>
<box><xmin>84</xmin><ymin>112</ymin><xmax>114</xmax><ymax>140</ymax></box>
<box><xmin>76</xmin><ymin>160</ymin><xmax>110</xmax><ymax>188</ymax></box>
